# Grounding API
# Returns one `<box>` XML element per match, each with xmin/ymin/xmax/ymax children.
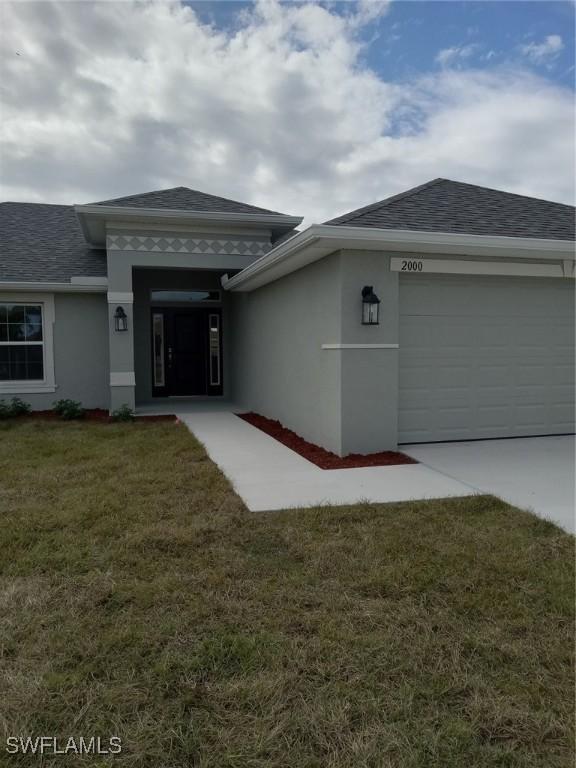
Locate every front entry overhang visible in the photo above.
<box><xmin>73</xmin><ymin>205</ymin><xmax>303</xmax><ymax>248</ymax></box>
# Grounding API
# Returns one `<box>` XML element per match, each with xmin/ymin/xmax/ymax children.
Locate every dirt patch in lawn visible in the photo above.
<box><xmin>237</xmin><ymin>411</ymin><xmax>417</xmax><ymax>469</ymax></box>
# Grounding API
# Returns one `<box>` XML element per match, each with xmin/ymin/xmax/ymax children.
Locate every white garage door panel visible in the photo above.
<box><xmin>399</xmin><ymin>275</ymin><xmax>575</xmax><ymax>443</ymax></box>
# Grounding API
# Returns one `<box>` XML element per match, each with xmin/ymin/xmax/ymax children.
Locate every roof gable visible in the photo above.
<box><xmin>92</xmin><ymin>186</ymin><xmax>283</xmax><ymax>216</ymax></box>
<box><xmin>325</xmin><ymin>178</ymin><xmax>575</xmax><ymax>241</ymax></box>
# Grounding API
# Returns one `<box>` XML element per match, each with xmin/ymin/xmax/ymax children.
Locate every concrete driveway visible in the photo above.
<box><xmin>404</xmin><ymin>436</ymin><xmax>575</xmax><ymax>533</ymax></box>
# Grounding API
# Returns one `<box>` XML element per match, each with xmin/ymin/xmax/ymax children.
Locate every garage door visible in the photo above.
<box><xmin>399</xmin><ymin>274</ymin><xmax>575</xmax><ymax>443</ymax></box>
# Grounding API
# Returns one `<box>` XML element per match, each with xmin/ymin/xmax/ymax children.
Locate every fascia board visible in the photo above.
<box><xmin>322</xmin><ymin>225</ymin><xmax>576</xmax><ymax>257</ymax></box>
<box><xmin>0</xmin><ymin>281</ymin><xmax>108</xmax><ymax>293</ymax></box>
<box><xmin>223</xmin><ymin>224</ymin><xmax>575</xmax><ymax>292</ymax></box>
<box><xmin>74</xmin><ymin>204</ymin><xmax>303</xmax><ymax>228</ymax></box>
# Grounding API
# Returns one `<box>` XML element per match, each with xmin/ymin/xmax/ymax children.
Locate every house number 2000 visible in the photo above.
<box><xmin>400</xmin><ymin>260</ymin><xmax>423</xmax><ymax>272</ymax></box>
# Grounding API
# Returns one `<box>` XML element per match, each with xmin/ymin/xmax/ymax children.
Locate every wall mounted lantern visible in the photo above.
<box><xmin>114</xmin><ymin>306</ymin><xmax>128</xmax><ymax>332</ymax></box>
<box><xmin>361</xmin><ymin>286</ymin><xmax>380</xmax><ymax>325</ymax></box>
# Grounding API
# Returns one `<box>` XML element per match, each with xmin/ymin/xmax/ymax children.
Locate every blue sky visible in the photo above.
<box><xmin>2</xmin><ymin>1</ymin><xmax>574</xmax><ymax>218</ymax></box>
<box><xmin>365</xmin><ymin>1</ymin><xmax>574</xmax><ymax>88</ymax></box>
<box><xmin>190</xmin><ymin>1</ymin><xmax>575</xmax><ymax>87</ymax></box>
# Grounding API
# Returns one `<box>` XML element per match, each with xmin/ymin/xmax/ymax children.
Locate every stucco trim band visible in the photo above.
<box><xmin>107</xmin><ymin>292</ymin><xmax>134</xmax><ymax>304</ymax></box>
<box><xmin>390</xmin><ymin>257</ymin><xmax>566</xmax><ymax>279</ymax></box>
<box><xmin>321</xmin><ymin>343</ymin><xmax>399</xmax><ymax>350</ymax></box>
<box><xmin>110</xmin><ymin>372</ymin><xmax>136</xmax><ymax>386</ymax></box>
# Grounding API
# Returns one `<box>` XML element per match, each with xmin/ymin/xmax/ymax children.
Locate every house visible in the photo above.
<box><xmin>1</xmin><ymin>178</ymin><xmax>574</xmax><ymax>455</ymax></box>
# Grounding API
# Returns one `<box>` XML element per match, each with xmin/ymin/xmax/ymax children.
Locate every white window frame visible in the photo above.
<box><xmin>0</xmin><ymin>293</ymin><xmax>56</xmax><ymax>394</ymax></box>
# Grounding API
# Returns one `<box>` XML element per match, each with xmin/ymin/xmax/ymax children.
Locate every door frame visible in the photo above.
<box><xmin>150</xmin><ymin>306</ymin><xmax>223</xmax><ymax>398</ymax></box>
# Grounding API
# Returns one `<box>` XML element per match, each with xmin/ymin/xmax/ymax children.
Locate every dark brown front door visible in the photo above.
<box><xmin>151</xmin><ymin>308</ymin><xmax>222</xmax><ymax>397</ymax></box>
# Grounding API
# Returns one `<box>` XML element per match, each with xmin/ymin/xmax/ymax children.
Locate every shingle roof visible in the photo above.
<box><xmin>0</xmin><ymin>187</ymin><xmax>289</xmax><ymax>284</ymax></box>
<box><xmin>93</xmin><ymin>186</ymin><xmax>283</xmax><ymax>215</ymax></box>
<box><xmin>3</xmin><ymin>180</ymin><xmax>573</xmax><ymax>284</ymax></box>
<box><xmin>325</xmin><ymin>178</ymin><xmax>575</xmax><ymax>241</ymax></box>
<box><xmin>0</xmin><ymin>203</ymin><xmax>106</xmax><ymax>283</ymax></box>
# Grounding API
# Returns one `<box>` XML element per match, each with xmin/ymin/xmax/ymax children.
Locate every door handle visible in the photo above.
<box><xmin>168</xmin><ymin>346</ymin><xmax>173</xmax><ymax>366</ymax></box>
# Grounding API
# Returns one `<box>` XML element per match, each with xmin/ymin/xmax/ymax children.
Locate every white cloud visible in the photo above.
<box><xmin>351</xmin><ymin>0</ymin><xmax>392</xmax><ymax>26</ymax></box>
<box><xmin>520</xmin><ymin>34</ymin><xmax>564</xmax><ymax>65</ymax></box>
<box><xmin>0</xmin><ymin>1</ymin><xmax>573</xmax><ymax>225</ymax></box>
<box><xmin>435</xmin><ymin>44</ymin><xmax>478</xmax><ymax>68</ymax></box>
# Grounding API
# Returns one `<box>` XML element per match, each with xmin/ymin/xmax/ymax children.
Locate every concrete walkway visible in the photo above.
<box><xmin>404</xmin><ymin>436</ymin><xmax>575</xmax><ymax>534</ymax></box>
<box><xmin>137</xmin><ymin>399</ymin><xmax>236</xmax><ymax>415</ymax></box>
<box><xmin>178</xmin><ymin>412</ymin><xmax>473</xmax><ymax>512</ymax></box>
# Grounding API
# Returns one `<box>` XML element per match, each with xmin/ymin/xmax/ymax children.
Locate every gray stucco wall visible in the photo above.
<box><xmin>231</xmin><ymin>252</ymin><xmax>343</xmax><ymax>454</ymax></box>
<box><xmin>5</xmin><ymin>292</ymin><xmax>109</xmax><ymax>411</ymax></box>
<box><xmin>338</xmin><ymin>251</ymin><xmax>399</xmax><ymax>455</ymax></box>
<box><xmin>106</xmin><ymin>230</ymin><xmax>271</xmax><ymax>291</ymax></box>
<box><xmin>230</xmin><ymin>249</ymin><xmax>400</xmax><ymax>456</ymax></box>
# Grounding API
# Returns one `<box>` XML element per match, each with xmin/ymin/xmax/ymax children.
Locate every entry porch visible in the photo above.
<box><xmin>108</xmin><ymin>266</ymin><xmax>240</xmax><ymax>412</ymax></box>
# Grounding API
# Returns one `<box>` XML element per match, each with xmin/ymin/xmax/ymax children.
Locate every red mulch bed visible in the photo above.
<box><xmin>16</xmin><ymin>410</ymin><xmax>177</xmax><ymax>424</ymax></box>
<box><xmin>237</xmin><ymin>412</ymin><xmax>417</xmax><ymax>470</ymax></box>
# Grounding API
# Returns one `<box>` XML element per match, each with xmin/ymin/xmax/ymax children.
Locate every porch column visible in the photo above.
<box><xmin>107</xmin><ymin>257</ymin><xmax>136</xmax><ymax>412</ymax></box>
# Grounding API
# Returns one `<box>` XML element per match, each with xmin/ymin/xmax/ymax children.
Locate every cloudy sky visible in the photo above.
<box><xmin>0</xmin><ymin>0</ymin><xmax>574</xmax><ymax>223</ymax></box>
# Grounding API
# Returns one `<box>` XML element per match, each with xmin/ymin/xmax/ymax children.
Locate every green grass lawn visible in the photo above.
<box><xmin>0</xmin><ymin>420</ymin><xmax>574</xmax><ymax>768</ymax></box>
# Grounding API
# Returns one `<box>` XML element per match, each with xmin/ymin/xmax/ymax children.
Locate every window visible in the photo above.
<box><xmin>152</xmin><ymin>313</ymin><xmax>165</xmax><ymax>388</ymax></box>
<box><xmin>0</xmin><ymin>304</ymin><xmax>44</xmax><ymax>381</ymax></box>
<box><xmin>208</xmin><ymin>313</ymin><xmax>221</xmax><ymax>386</ymax></box>
<box><xmin>0</xmin><ymin>295</ymin><xmax>55</xmax><ymax>393</ymax></box>
<box><xmin>150</xmin><ymin>290</ymin><xmax>220</xmax><ymax>304</ymax></box>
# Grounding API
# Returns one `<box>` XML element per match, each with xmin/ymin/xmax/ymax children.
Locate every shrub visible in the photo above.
<box><xmin>8</xmin><ymin>397</ymin><xmax>32</xmax><ymax>416</ymax></box>
<box><xmin>0</xmin><ymin>398</ymin><xmax>31</xmax><ymax>419</ymax></box>
<box><xmin>53</xmin><ymin>399</ymin><xmax>85</xmax><ymax>420</ymax></box>
<box><xmin>111</xmin><ymin>404</ymin><xmax>135</xmax><ymax>422</ymax></box>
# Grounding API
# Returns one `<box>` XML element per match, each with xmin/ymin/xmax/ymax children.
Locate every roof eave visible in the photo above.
<box><xmin>0</xmin><ymin>278</ymin><xmax>108</xmax><ymax>293</ymax></box>
<box><xmin>223</xmin><ymin>224</ymin><xmax>576</xmax><ymax>292</ymax></box>
<box><xmin>75</xmin><ymin>203</ymin><xmax>302</xmax><ymax>225</ymax></box>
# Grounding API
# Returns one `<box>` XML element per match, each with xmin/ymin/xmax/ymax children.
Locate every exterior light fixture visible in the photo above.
<box><xmin>361</xmin><ymin>286</ymin><xmax>380</xmax><ymax>325</ymax></box>
<box><xmin>114</xmin><ymin>306</ymin><xmax>128</xmax><ymax>332</ymax></box>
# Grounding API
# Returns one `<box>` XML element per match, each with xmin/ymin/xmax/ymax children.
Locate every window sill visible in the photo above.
<box><xmin>0</xmin><ymin>383</ymin><xmax>56</xmax><ymax>394</ymax></box>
